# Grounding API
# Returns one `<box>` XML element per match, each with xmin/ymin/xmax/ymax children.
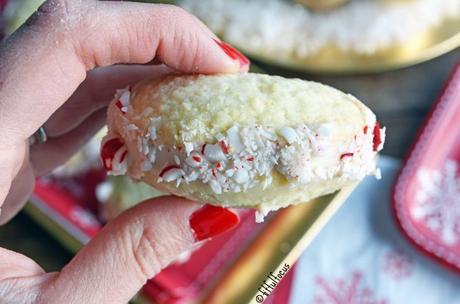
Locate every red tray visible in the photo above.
<box><xmin>393</xmin><ymin>63</ymin><xmax>460</xmax><ymax>272</ymax></box>
<box><xmin>29</xmin><ymin>176</ymin><xmax>294</xmax><ymax>303</ymax></box>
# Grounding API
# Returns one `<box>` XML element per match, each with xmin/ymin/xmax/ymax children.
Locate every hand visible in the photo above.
<box><xmin>0</xmin><ymin>1</ymin><xmax>247</xmax><ymax>302</ymax></box>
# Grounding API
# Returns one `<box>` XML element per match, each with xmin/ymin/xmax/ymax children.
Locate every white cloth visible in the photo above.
<box><xmin>290</xmin><ymin>156</ymin><xmax>460</xmax><ymax>304</ymax></box>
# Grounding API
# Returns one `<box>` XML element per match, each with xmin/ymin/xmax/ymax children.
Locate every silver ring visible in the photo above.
<box><xmin>31</xmin><ymin>126</ymin><xmax>48</xmax><ymax>144</ymax></box>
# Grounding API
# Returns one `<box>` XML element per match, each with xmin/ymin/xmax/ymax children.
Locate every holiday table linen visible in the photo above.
<box><xmin>289</xmin><ymin>157</ymin><xmax>460</xmax><ymax>304</ymax></box>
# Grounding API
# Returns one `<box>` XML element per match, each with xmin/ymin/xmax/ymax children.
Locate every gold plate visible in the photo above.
<box><xmin>235</xmin><ymin>17</ymin><xmax>460</xmax><ymax>74</ymax></box>
<box><xmin>200</xmin><ymin>186</ymin><xmax>356</xmax><ymax>304</ymax></box>
<box><xmin>138</xmin><ymin>1</ymin><xmax>460</xmax><ymax>74</ymax></box>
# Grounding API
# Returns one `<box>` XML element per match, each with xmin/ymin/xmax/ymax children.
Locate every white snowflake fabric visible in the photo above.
<box><xmin>314</xmin><ymin>272</ymin><xmax>387</xmax><ymax>304</ymax></box>
<box><xmin>414</xmin><ymin>160</ymin><xmax>460</xmax><ymax>246</ymax></box>
<box><xmin>288</xmin><ymin>157</ymin><xmax>460</xmax><ymax>304</ymax></box>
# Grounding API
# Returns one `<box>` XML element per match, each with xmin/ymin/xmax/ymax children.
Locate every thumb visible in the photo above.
<box><xmin>39</xmin><ymin>197</ymin><xmax>239</xmax><ymax>303</ymax></box>
<box><xmin>0</xmin><ymin>1</ymin><xmax>250</xmax><ymax>144</ymax></box>
<box><xmin>83</xmin><ymin>2</ymin><xmax>250</xmax><ymax>73</ymax></box>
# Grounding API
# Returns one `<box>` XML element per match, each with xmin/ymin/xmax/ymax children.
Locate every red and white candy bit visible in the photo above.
<box><xmin>373</xmin><ymin>122</ymin><xmax>383</xmax><ymax>151</ymax></box>
<box><xmin>186</xmin><ymin>152</ymin><xmax>203</xmax><ymax>167</ymax></box>
<box><xmin>101</xmin><ymin>138</ymin><xmax>124</xmax><ymax>170</ymax></box>
<box><xmin>219</xmin><ymin>140</ymin><xmax>230</xmax><ymax>154</ymax></box>
<box><xmin>115</xmin><ymin>100</ymin><xmax>124</xmax><ymax>111</ymax></box>
<box><xmin>115</xmin><ymin>88</ymin><xmax>131</xmax><ymax>113</ymax></box>
<box><xmin>216</xmin><ymin>162</ymin><xmax>224</xmax><ymax>170</ymax></box>
<box><xmin>101</xmin><ymin>138</ymin><xmax>128</xmax><ymax>175</ymax></box>
<box><xmin>159</xmin><ymin>165</ymin><xmax>183</xmax><ymax>182</ymax></box>
<box><xmin>340</xmin><ymin>152</ymin><xmax>354</xmax><ymax>160</ymax></box>
<box><xmin>363</xmin><ymin>125</ymin><xmax>369</xmax><ymax>134</ymax></box>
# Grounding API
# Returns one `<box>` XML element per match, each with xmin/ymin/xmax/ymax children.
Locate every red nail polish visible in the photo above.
<box><xmin>214</xmin><ymin>39</ymin><xmax>250</xmax><ymax>67</ymax></box>
<box><xmin>189</xmin><ymin>205</ymin><xmax>240</xmax><ymax>241</ymax></box>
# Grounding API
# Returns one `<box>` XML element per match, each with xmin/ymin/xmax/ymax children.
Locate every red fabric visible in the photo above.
<box><xmin>34</xmin><ymin>178</ymin><xmax>101</xmax><ymax>237</ymax></box>
<box><xmin>33</xmin><ymin>179</ymin><xmax>295</xmax><ymax>302</ymax></box>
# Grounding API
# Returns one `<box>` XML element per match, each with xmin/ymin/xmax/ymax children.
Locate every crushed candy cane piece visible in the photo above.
<box><xmin>159</xmin><ymin>165</ymin><xmax>183</xmax><ymax>182</ymax></box>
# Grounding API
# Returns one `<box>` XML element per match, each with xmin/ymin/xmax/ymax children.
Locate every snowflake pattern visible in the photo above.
<box><xmin>382</xmin><ymin>249</ymin><xmax>413</xmax><ymax>281</ymax></box>
<box><xmin>414</xmin><ymin>159</ymin><xmax>460</xmax><ymax>245</ymax></box>
<box><xmin>313</xmin><ymin>271</ymin><xmax>387</xmax><ymax>304</ymax></box>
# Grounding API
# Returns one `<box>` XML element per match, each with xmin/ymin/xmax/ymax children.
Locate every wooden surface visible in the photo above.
<box><xmin>0</xmin><ymin>47</ymin><xmax>458</xmax><ymax>277</ymax></box>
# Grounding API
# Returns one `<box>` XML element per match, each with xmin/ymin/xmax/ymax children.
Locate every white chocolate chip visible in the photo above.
<box><xmin>203</xmin><ymin>144</ymin><xmax>227</xmax><ymax>162</ymax></box>
<box><xmin>227</xmin><ymin>125</ymin><xmax>244</xmax><ymax>153</ymax></box>
<box><xmin>141</xmin><ymin>160</ymin><xmax>153</xmax><ymax>172</ymax></box>
<box><xmin>127</xmin><ymin>124</ymin><xmax>138</xmax><ymax>131</ymax></box>
<box><xmin>278</xmin><ymin>127</ymin><xmax>298</xmax><ymax>144</ymax></box>
<box><xmin>148</xmin><ymin>149</ymin><xmax>156</xmax><ymax>163</ymax></box>
<box><xmin>225</xmin><ymin>169</ymin><xmax>235</xmax><ymax>177</ymax></box>
<box><xmin>142</xmin><ymin>138</ymin><xmax>150</xmax><ymax>155</ymax></box>
<box><xmin>209</xmin><ymin>179</ymin><xmax>222</xmax><ymax>194</ymax></box>
<box><xmin>233</xmin><ymin>168</ymin><xmax>249</xmax><ymax>184</ymax></box>
<box><xmin>149</xmin><ymin>126</ymin><xmax>157</xmax><ymax>140</ymax></box>
<box><xmin>260</xmin><ymin>128</ymin><xmax>277</xmax><ymax>141</ymax></box>
<box><xmin>119</xmin><ymin>90</ymin><xmax>130</xmax><ymax>107</ymax></box>
<box><xmin>184</xmin><ymin>142</ymin><xmax>194</xmax><ymax>155</ymax></box>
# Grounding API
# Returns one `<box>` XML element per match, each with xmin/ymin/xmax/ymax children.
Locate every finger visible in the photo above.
<box><xmin>0</xmin><ymin>1</ymin><xmax>249</xmax><ymax>145</ymax></box>
<box><xmin>44</xmin><ymin>64</ymin><xmax>173</xmax><ymax>137</ymax></box>
<box><xmin>0</xmin><ymin>248</ymin><xmax>48</xmax><ymax>303</ymax></box>
<box><xmin>30</xmin><ymin>108</ymin><xmax>107</xmax><ymax>176</ymax></box>
<box><xmin>0</xmin><ymin>159</ymin><xmax>34</xmax><ymax>225</ymax></box>
<box><xmin>39</xmin><ymin>197</ymin><xmax>239</xmax><ymax>303</ymax></box>
<box><xmin>0</xmin><ymin>248</ymin><xmax>45</xmax><ymax>281</ymax></box>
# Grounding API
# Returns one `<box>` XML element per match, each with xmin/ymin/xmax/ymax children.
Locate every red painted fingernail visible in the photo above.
<box><xmin>214</xmin><ymin>39</ymin><xmax>250</xmax><ymax>67</ymax></box>
<box><xmin>189</xmin><ymin>205</ymin><xmax>240</xmax><ymax>241</ymax></box>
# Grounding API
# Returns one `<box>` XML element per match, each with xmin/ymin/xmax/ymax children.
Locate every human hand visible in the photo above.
<box><xmin>0</xmin><ymin>1</ymin><xmax>247</xmax><ymax>302</ymax></box>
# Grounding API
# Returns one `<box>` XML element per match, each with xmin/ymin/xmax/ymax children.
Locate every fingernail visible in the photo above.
<box><xmin>189</xmin><ymin>205</ymin><xmax>240</xmax><ymax>241</ymax></box>
<box><xmin>214</xmin><ymin>39</ymin><xmax>250</xmax><ymax>68</ymax></box>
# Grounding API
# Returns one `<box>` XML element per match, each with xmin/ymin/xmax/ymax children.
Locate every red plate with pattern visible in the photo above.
<box><xmin>393</xmin><ymin>63</ymin><xmax>460</xmax><ymax>272</ymax></box>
